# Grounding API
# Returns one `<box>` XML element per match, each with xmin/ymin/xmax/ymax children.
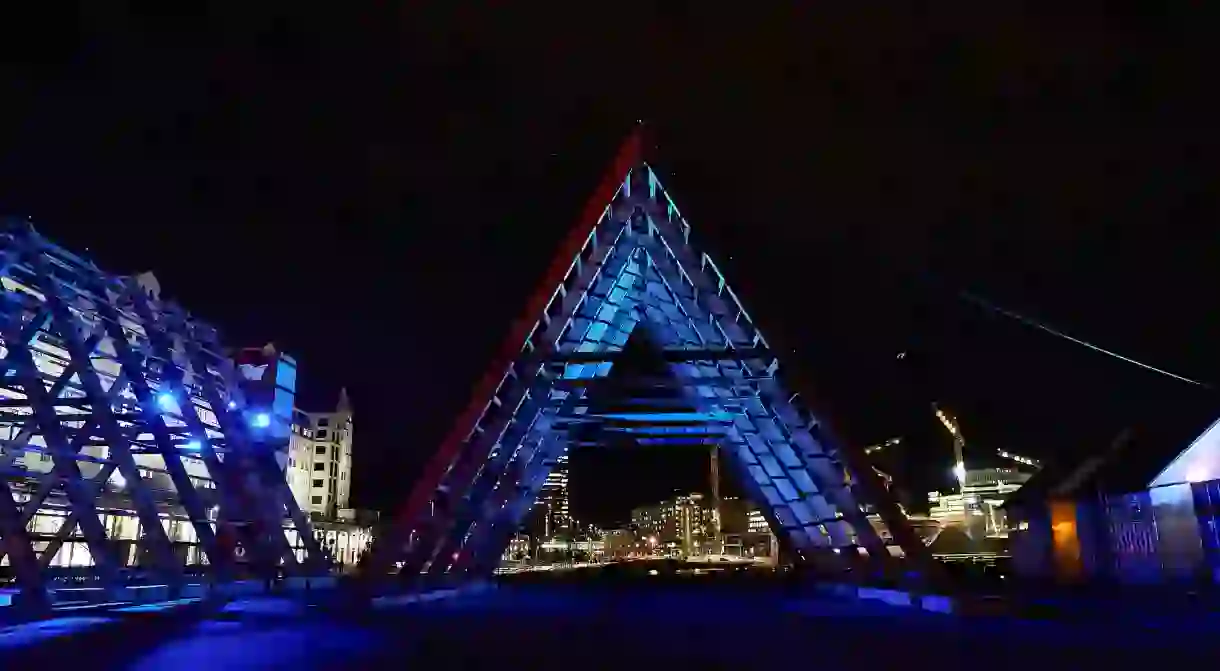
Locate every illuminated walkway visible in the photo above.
<box><xmin>2</xmin><ymin>569</ymin><xmax>1218</xmax><ymax>669</ymax></box>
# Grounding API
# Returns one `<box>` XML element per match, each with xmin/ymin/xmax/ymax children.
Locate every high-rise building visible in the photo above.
<box><xmin>283</xmin><ymin>389</ymin><xmax>374</xmax><ymax>567</ymax></box>
<box><xmin>285</xmin><ymin>389</ymin><xmax>354</xmax><ymax>521</ymax></box>
<box><xmin>535</xmin><ymin>453</ymin><xmax>570</xmax><ymax>537</ymax></box>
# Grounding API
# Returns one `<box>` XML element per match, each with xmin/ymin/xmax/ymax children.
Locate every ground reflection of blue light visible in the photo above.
<box><xmin>114</xmin><ymin>598</ymin><xmax>200</xmax><ymax>613</ymax></box>
<box><xmin>0</xmin><ymin>616</ymin><xmax>114</xmax><ymax>650</ymax></box>
<box><xmin>220</xmin><ymin>598</ymin><xmax>305</xmax><ymax>615</ymax></box>
<box><xmin>157</xmin><ymin>393</ymin><xmax>175</xmax><ymax>411</ymax></box>
<box><xmin>129</xmin><ymin>622</ymin><xmax>377</xmax><ymax>671</ymax></box>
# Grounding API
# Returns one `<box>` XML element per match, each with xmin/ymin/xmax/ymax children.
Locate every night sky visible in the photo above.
<box><xmin>2</xmin><ymin>6</ymin><xmax>1217</xmax><ymax>525</ymax></box>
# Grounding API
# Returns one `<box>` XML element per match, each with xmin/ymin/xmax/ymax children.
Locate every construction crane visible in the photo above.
<box><xmin>933</xmin><ymin>403</ymin><xmax>969</xmax><ymax>491</ymax></box>
<box><xmin>933</xmin><ymin>403</ymin><xmax>1042</xmax><ymax>492</ymax></box>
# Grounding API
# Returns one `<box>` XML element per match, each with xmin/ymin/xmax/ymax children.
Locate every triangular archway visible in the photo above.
<box><xmin>370</xmin><ymin>128</ymin><xmax>932</xmax><ymax>580</ymax></box>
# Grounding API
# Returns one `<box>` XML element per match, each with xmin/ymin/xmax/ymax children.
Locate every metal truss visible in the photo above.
<box><xmin>0</xmin><ymin>221</ymin><xmax>325</xmax><ymax>604</ymax></box>
<box><xmin>369</xmin><ymin>129</ymin><xmax>934</xmax><ymax>583</ymax></box>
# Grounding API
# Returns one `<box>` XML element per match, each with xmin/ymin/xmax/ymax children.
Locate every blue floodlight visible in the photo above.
<box><xmin>184</xmin><ymin>440</ymin><xmax>202</xmax><ymax>451</ymax></box>
<box><xmin>252</xmin><ymin>413</ymin><xmax>271</xmax><ymax>428</ymax></box>
<box><xmin>227</xmin><ymin>400</ymin><xmax>237</xmax><ymax>410</ymax></box>
<box><xmin>156</xmin><ymin>393</ymin><xmax>175</xmax><ymax>411</ymax></box>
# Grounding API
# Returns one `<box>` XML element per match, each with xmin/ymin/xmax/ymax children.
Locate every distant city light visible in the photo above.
<box><xmin>998</xmin><ymin>450</ymin><xmax>1041</xmax><ymax>469</ymax></box>
<box><xmin>227</xmin><ymin>400</ymin><xmax>237</xmax><ymax>410</ymax></box>
<box><xmin>156</xmin><ymin>393</ymin><xmax>175</xmax><ymax>411</ymax></box>
<box><xmin>952</xmin><ymin>461</ymin><xmax>967</xmax><ymax>484</ymax></box>
<box><xmin>252</xmin><ymin>413</ymin><xmax>271</xmax><ymax>428</ymax></box>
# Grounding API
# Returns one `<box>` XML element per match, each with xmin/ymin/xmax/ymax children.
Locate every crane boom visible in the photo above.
<box><xmin>933</xmin><ymin>404</ymin><xmax>968</xmax><ymax>489</ymax></box>
<box><xmin>933</xmin><ymin>404</ymin><xmax>1042</xmax><ymax>486</ymax></box>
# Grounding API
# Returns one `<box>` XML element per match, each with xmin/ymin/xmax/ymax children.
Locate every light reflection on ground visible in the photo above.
<box><xmin>0</xmin><ymin>616</ymin><xmax>115</xmax><ymax>650</ymax></box>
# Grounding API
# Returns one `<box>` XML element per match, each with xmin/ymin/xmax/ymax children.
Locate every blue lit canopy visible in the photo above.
<box><xmin>1150</xmin><ymin>415</ymin><xmax>1220</xmax><ymax>488</ymax></box>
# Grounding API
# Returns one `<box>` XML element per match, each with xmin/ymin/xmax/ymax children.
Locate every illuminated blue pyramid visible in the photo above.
<box><xmin>374</xmin><ymin>130</ymin><xmax>931</xmax><ymax>579</ymax></box>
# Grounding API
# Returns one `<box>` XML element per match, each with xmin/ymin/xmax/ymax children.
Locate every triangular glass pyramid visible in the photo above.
<box><xmin>371</xmin><ymin>128</ymin><xmax>933</xmax><ymax>580</ymax></box>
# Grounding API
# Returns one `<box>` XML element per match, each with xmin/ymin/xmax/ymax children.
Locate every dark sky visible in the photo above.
<box><xmin>3</xmin><ymin>6</ymin><xmax>1218</xmax><ymax>523</ymax></box>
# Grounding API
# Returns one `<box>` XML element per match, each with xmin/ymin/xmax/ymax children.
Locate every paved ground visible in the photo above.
<box><xmin>2</xmin><ymin>566</ymin><xmax>1219</xmax><ymax>669</ymax></box>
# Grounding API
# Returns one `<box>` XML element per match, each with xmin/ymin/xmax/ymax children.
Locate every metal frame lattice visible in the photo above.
<box><xmin>0</xmin><ymin>221</ymin><xmax>325</xmax><ymax>604</ymax></box>
<box><xmin>369</xmin><ymin>131</ymin><xmax>933</xmax><ymax>582</ymax></box>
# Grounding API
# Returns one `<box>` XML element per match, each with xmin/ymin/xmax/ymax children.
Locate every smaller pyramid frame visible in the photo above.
<box><xmin>371</xmin><ymin>129</ymin><xmax>932</xmax><ymax>580</ymax></box>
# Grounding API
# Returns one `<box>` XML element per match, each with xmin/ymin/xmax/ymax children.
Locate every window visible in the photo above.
<box><xmin>314</xmin><ymin>463</ymin><xmax>325</xmax><ymax>472</ymax></box>
<box><xmin>317</xmin><ymin>418</ymin><xmax>329</xmax><ymax>427</ymax></box>
<box><xmin>315</xmin><ymin>446</ymin><xmax>326</xmax><ymax>455</ymax></box>
<box><xmin>316</xmin><ymin>429</ymin><xmax>328</xmax><ymax>439</ymax></box>
<box><xmin>311</xmin><ymin>496</ymin><xmax>322</xmax><ymax>505</ymax></box>
<box><xmin>312</xmin><ymin>479</ymin><xmax>324</xmax><ymax>487</ymax></box>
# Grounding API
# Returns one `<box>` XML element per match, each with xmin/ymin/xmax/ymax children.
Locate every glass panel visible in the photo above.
<box><xmin>774</xmin><ymin>478</ymin><xmax>800</xmax><ymax>502</ymax></box>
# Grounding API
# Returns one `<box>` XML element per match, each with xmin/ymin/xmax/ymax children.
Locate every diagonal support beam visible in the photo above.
<box><xmin>29</xmin><ymin>250</ymin><xmax>186</xmax><ymax>582</ymax></box>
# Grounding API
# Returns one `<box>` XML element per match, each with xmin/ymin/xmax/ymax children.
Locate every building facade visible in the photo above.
<box><xmin>285</xmin><ymin>389</ymin><xmax>354</xmax><ymax>520</ymax></box>
<box><xmin>1008</xmin><ymin>415</ymin><xmax>1220</xmax><ymax>584</ymax></box>
<box><xmin>282</xmin><ymin>389</ymin><xmax>373</xmax><ymax>569</ymax></box>
<box><xmin>631</xmin><ymin>493</ymin><xmax>715</xmax><ymax>557</ymax></box>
